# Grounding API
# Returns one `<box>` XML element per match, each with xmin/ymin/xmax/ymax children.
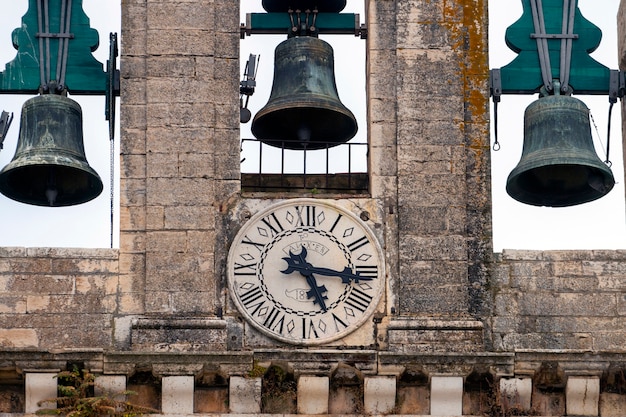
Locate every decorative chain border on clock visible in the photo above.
<box><xmin>257</xmin><ymin>226</ymin><xmax>353</xmax><ymax>317</ymax></box>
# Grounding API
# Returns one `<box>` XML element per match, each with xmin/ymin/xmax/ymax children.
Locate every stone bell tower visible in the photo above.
<box><xmin>0</xmin><ymin>0</ymin><xmax>624</xmax><ymax>416</ymax></box>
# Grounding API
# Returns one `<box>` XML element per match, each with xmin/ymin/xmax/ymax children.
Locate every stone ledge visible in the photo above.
<box><xmin>387</xmin><ymin>318</ymin><xmax>484</xmax><ymax>330</ymax></box>
<box><xmin>0</xmin><ymin>248</ymin><xmax>119</xmax><ymax>259</ymax></box>
<box><xmin>253</xmin><ymin>349</ymin><xmax>378</xmax><ymax>374</ymax></box>
<box><xmin>131</xmin><ymin>318</ymin><xmax>227</xmax><ymax>329</ymax></box>
<box><xmin>500</xmin><ymin>249</ymin><xmax>626</xmax><ymax>261</ymax></box>
<box><xmin>104</xmin><ymin>351</ymin><xmax>253</xmax><ymax>376</ymax></box>
<box><xmin>0</xmin><ymin>412</ymin><xmax>590</xmax><ymax>417</ymax></box>
<box><xmin>379</xmin><ymin>351</ymin><xmax>514</xmax><ymax>376</ymax></box>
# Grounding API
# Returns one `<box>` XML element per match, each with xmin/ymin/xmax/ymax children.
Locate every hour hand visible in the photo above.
<box><xmin>305</xmin><ymin>274</ymin><xmax>328</xmax><ymax>311</ymax></box>
<box><xmin>281</xmin><ymin>248</ymin><xmax>329</xmax><ymax>310</ymax></box>
<box><xmin>282</xmin><ymin>249</ymin><xmax>373</xmax><ymax>284</ymax></box>
<box><xmin>281</xmin><ymin>247</ymin><xmax>311</xmax><ymax>275</ymax></box>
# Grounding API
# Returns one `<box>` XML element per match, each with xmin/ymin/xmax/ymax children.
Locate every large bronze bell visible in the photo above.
<box><xmin>506</xmin><ymin>94</ymin><xmax>614</xmax><ymax>207</ymax></box>
<box><xmin>0</xmin><ymin>94</ymin><xmax>103</xmax><ymax>207</ymax></box>
<box><xmin>251</xmin><ymin>36</ymin><xmax>357</xmax><ymax>150</ymax></box>
<box><xmin>262</xmin><ymin>0</ymin><xmax>346</xmax><ymax>12</ymax></box>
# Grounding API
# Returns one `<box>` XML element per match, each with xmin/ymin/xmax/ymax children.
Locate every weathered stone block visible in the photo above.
<box><xmin>229</xmin><ymin>376</ymin><xmax>261</xmax><ymax>414</ymax></box>
<box><xmin>500</xmin><ymin>377</ymin><xmax>532</xmax><ymax>411</ymax></box>
<box><xmin>565</xmin><ymin>376</ymin><xmax>599</xmax><ymax>416</ymax></box>
<box><xmin>430</xmin><ymin>375</ymin><xmax>463</xmax><ymax>416</ymax></box>
<box><xmin>147</xmin><ymin>30</ymin><xmax>215</xmax><ymax>56</ymax></box>
<box><xmin>364</xmin><ymin>376</ymin><xmax>396</xmax><ymax>414</ymax></box>
<box><xmin>600</xmin><ymin>392</ymin><xmax>626</xmax><ymax>417</ymax></box>
<box><xmin>25</xmin><ymin>373</ymin><xmax>57</xmax><ymax>413</ymax></box>
<box><xmin>95</xmin><ymin>375</ymin><xmax>126</xmax><ymax>400</ymax></box>
<box><xmin>161</xmin><ymin>375</ymin><xmax>194</xmax><ymax>414</ymax></box>
<box><xmin>297</xmin><ymin>376</ymin><xmax>329</xmax><ymax>415</ymax></box>
<box><xmin>146</xmin><ymin>3</ymin><xmax>212</xmax><ymax>30</ymax></box>
<box><xmin>0</xmin><ymin>329</ymin><xmax>38</xmax><ymax>348</ymax></box>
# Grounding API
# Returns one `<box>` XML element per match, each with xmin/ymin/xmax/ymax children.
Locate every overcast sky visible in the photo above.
<box><xmin>0</xmin><ymin>0</ymin><xmax>623</xmax><ymax>252</ymax></box>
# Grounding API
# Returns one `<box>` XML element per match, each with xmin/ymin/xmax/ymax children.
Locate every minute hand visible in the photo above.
<box><xmin>288</xmin><ymin>264</ymin><xmax>374</xmax><ymax>284</ymax></box>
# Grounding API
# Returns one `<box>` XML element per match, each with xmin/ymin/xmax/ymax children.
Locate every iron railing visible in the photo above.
<box><xmin>240</xmin><ymin>138</ymin><xmax>369</xmax><ymax>193</ymax></box>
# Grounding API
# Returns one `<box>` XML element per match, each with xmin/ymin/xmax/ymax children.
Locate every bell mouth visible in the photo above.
<box><xmin>251</xmin><ymin>102</ymin><xmax>358</xmax><ymax>150</ymax></box>
<box><xmin>506</xmin><ymin>162</ymin><xmax>615</xmax><ymax>207</ymax></box>
<box><xmin>0</xmin><ymin>162</ymin><xmax>103</xmax><ymax>207</ymax></box>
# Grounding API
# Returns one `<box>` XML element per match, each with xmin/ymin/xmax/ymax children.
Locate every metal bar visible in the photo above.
<box><xmin>37</xmin><ymin>0</ymin><xmax>46</xmax><ymax>88</ymax></box>
<box><xmin>530</xmin><ymin>0</ymin><xmax>553</xmax><ymax>91</ymax></box>
<box><xmin>243</xmin><ymin>13</ymin><xmax>362</xmax><ymax>36</ymax></box>
<box><xmin>562</xmin><ymin>0</ymin><xmax>576</xmax><ymax>92</ymax></box>
<box><xmin>530</xmin><ymin>33</ymin><xmax>578</xmax><ymax>39</ymax></box>
<box><xmin>55</xmin><ymin>0</ymin><xmax>67</xmax><ymax>84</ymax></box>
<box><xmin>303</xmin><ymin>147</ymin><xmax>307</xmax><ymax>189</ymax></box>
<box><xmin>44</xmin><ymin>0</ymin><xmax>51</xmax><ymax>86</ymax></box>
<box><xmin>37</xmin><ymin>32</ymin><xmax>74</xmax><ymax>39</ymax></box>
<box><xmin>258</xmin><ymin>140</ymin><xmax>263</xmax><ymax>188</ymax></box>
<box><xmin>281</xmin><ymin>144</ymin><xmax>286</xmax><ymax>188</ymax></box>
<box><xmin>59</xmin><ymin>0</ymin><xmax>73</xmax><ymax>89</ymax></box>
<box><xmin>325</xmin><ymin>146</ymin><xmax>329</xmax><ymax>190</ymax></box>
<box><xmin>559</xmin><ymin>0</ymin><xmax>568</xmax><ymax>90</ymax></box>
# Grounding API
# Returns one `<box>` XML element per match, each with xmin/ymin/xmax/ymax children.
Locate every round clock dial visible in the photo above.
<box><xmin>227</xmin><ymin>199</ymin><xmax>385</xmax><ymax>345</ymax></box>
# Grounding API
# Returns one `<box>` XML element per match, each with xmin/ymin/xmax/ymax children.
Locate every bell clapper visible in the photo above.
<box><xmin>297</xmin><ymin>126</ymin><xmax>312</xmax><ymax>143</ymax></box>
<box><xmin>45</xmin><ymin>167</ymin><xmax>58</xmax><ymax>206</ymax></box>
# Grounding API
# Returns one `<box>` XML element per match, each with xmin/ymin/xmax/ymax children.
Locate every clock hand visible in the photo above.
<box><xmin>304</xmin><ymin>274</ymin><xmax>328</xmax><ymax>311</ymax></box>
<box><xmin>281</xmin><ymin>248</ymin><xmax>373</xmax><ymax>284</ymax></box>
<box><xmin>281</xmin><ymin>247</ymin><xmax>329</xmax><ymax>311</ymax></box>
<box><xmin>302</xmin><ymin>265</ymin><xmax>373</xmax><ymax>284</ymax></box>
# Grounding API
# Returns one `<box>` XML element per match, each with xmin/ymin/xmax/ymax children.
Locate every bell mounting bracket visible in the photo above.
<box><xmin>490</xmin><ymin>0</ymin><xmax>620</xmax><ymax>98</ymax></box>
<box><xmin>241</xmin><ymin>12</ymin><xmax>366</xmax><ymax>39</ymax></box>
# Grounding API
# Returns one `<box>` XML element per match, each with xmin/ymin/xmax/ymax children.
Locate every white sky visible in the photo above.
<box><xmin>0</xmin><ymin>0</ymin><xmax>623</xmax><ymax>252</ymax></box>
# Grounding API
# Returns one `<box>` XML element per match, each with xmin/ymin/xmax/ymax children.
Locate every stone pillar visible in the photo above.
<box><xmin>120</xmin><ymin>0</ymin><xmax>239</xmax><ymax>319</ymax></box>
<box><xmin>162</xmin><ymin>376</ymin><xmax>194</xmax><ymax>414</ymax></box>
<box><xmin>228</xmin><ymin>376</ymin><xmax>261</xmax><ymax>414</ymax></box>
<box><xmin>364</xmin><ymin>376</ymin><xmax>396</xmax><ymax>414</ymax></box>
<box><xmin>25</xmin><ymin>372</ymin><xmax>57</xmax><ymax>414</ymax></box>
<box><xmin>430</xmin><ymin>375</ymin><xmax>463</xmax><ymax>416</ymax></box>
<box><xmin>297</xmin><ymin>375</ymin><xmax>329</xmax><ymax>414</ymax></box>
<box><xmin>499</xmin><ymin>377</ymin><xmax>532</xmax><ymax>411</ymax></box>
<box><xmin>389</xmin><ymin>0</ymin><xmax>491</xmax><ymax>352</ymax></box>
<box><xmin>95</xmin><ymin>375</ymin><xmax>127</xmax><ymax>400</ymax></box>
<box><xmin>566</xmin><ymin>376</ymin><xmax>599</xmax><ymax>417</ymax></box>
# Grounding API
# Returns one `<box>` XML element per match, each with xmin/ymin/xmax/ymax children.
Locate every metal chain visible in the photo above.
<box><xmin>492</xmin><ymin>100</ymin><xmax>500</xmax><ymax>151</ymax></box>
<box><xmin>589</xmin><ymin>108</ymin><xmax>612</xmax><ymax>167</ymax></box>
<box><xmin>605</xmin><ymin>102</ymin><xmax>614</xmax><ymax>165</ymax></box>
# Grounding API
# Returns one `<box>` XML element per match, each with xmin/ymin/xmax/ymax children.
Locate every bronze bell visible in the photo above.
<box><xmin>0</xmin><ymin>94</ymin><xmax>103</xmax><ymax>207</ymax></box>
<box><xmin>506</xmin><ymin>94</ymin><xmax>614</xmax><ymax>207</ymax></box>
<box><xmin>251</xmin><ymin>36</ymin><xmax>358</xmax><ymax>150</ymax></box>
<box><xmin>262</xmin><ymin>0</ymin><xmax>346</xmax><ymax>12</ymax></box>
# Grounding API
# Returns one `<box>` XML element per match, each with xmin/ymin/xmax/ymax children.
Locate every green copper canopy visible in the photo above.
<box><xmin>496</xmin><ymin>0</ymin><xmax>612</xmax><ymax>95</ymax></box>
<box><xmin>0</xmin><ymin>0</ymin><xmax>107</xmax><ymax>94</ymax></box>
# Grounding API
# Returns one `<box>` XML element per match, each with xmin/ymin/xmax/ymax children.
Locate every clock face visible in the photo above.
<box><xmin>227</xmin><ymin>199</ymin><xmax>385</xmax><ymax>345</ymax></box>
